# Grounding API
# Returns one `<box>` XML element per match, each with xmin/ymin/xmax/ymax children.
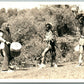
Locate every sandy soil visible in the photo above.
<box><xmin>0</xmin><ymin>62</ymin><xmax>84</xmax><ymax>79</ymax></box>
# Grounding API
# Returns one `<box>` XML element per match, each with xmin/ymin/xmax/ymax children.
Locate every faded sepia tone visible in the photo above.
<box><xmin>0</xmin><ymin>2</ymin><xmax>84</xmax><ymax>79</ymax></box>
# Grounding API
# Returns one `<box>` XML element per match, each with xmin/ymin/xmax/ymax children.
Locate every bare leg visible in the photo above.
<box><xmin>41</xmin><ymin>47</ymin><xmax>50</xmax><ymax>64</ymax></box>
<box><xmin>39</xmin><ymin>46</ymin><xmax>50</xmax><ymax>68</ymax></box>
<box><xmin>79</xmin><ymin>53</ymin><xmax>83</xmax><ymax>66</ymax></box>
<box><xmin>79</xmin><ymin>45</ymin><xmax>83</xmax><ymax>66</ymax></box>
<box><xmin>50</xmin><ymin>49</ymin><xmax>57</xmax><ymax>67</ymax></box>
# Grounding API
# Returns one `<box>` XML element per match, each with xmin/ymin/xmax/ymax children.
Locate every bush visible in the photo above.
<box><xmin>0</xmin><ymin>16</ymin><xmax>6</xmax><ymax>27</ymax></box>
<box><xmin>7</xmin><ymin>8</ymin><xmax>18</xmax><ymax>17</ymax></box>
<box><xmin>0</xmin><ymin>5</ymin><xmax>80</xmax><ymax>67</ymax></box>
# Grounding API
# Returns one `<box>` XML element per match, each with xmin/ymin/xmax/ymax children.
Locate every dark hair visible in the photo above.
<box><xmin>45</xmin><ymin>23</ymin><xmax>52</xmax><ymax>31</ymax></box>
<box><xmin>6</xmin><ymin>26</ymin><xmax>10</xmax><ymax>34</ymax></box>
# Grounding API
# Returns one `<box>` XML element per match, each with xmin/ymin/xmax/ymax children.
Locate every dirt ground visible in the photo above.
<box><xmin>0</xmin><ymin>62</ymin><xmax>84</xmax><ymax>79</ymax></box>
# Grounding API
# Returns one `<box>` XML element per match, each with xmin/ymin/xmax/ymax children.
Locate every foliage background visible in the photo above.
<box><xmin>0</xmin><ymin>5</ymin><xmax>81</xmax><ymax>68</ymax></box>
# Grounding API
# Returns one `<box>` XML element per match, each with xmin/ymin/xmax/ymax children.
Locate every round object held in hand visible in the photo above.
<box><xmin>10</xmin><ymin>42</ymin><xmax>22</xmax><ymax>52</ymax></box>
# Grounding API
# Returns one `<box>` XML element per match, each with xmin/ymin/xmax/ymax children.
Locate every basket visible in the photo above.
<box><xmin>10</xmin><ymin>42</ymin><xmax>22</xmax><ymax>52</ymax></box>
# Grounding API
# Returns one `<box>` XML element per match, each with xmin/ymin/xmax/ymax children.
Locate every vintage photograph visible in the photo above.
<box><xmin>0</xmin><ymin>1</ymin><xmax>84</xmax><ymax>79</ymax></box>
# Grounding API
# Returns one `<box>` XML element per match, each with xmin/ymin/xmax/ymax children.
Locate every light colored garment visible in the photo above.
<box><xmin>79</xmin><ymin>38</ymin><xmax>84</xmax><ymax>46</ymax></box>
<box><xmin>0</xmin><ymin>37</ymin><xmax>6</xmax><ymax>43</ymax></box>
<box><xmin>0</xmin><ymin>36</ymin><xmax>6</xmax><ymax>50</ymax></box>
<box><xmin>0</xmin><ymin>42</ymin><xmax>5</xmax><ymax>49</ymax></box>
<box><xmin>45</xmin><ymin>31</ymin><xmax>54</xmax><ymax>41</ymax></box>
<box><xmin>79</xmin><ymin>37</ymin><xmax>84</xmax><ymax>53</ymax></box>
<box><xmin>74</xmin><ymin>44</ymin><xmax>79</xmax><ymax>51</ymax></box>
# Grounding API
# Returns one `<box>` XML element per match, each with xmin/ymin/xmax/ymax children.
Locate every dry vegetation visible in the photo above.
<box><xmin>0</xmin><ymin>5</ymin><xmax>82</xmax><ymax>68</ymax></box>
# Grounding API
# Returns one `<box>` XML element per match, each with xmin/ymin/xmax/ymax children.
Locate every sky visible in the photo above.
<box><xmin>0</xmin><ymin>2</ymin><xmax>84</xmax><ymax>10</ymax></box>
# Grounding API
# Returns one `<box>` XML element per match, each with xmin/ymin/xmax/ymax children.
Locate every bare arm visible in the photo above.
<box><xmin>0</xmin><ymin>37</ymin><xmax>10</xmax><ymax>44</ymax></box>
<box><xmin>0</xmin><ymin>37</ymin><xmax>6</xmax><ymax>42</ymax></box>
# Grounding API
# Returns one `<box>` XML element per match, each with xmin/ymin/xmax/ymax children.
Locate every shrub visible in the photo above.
<box><xmin>1</xmin><ymin>5</ymin><xmax>80</xmax><ymax>67</ymax></box>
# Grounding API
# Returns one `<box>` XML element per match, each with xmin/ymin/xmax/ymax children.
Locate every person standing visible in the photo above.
<box><xmin>0</xmin><ymin>23</ymin><xmax>13</xmax><ymax>71</ymax></box>
<box><xmin>39</xmin><ymin>23</ymin><xmax>57</xmax><ymax>68</ymax></box>
<box><xmin>78</xmin><ymin>28</ymin><xmax>84</xmax><ymax>66</ymax></box>
<box><xmin>76</xmin><ymin>13</ymin><xmax>84</xmax><ymax>66</ymax></box>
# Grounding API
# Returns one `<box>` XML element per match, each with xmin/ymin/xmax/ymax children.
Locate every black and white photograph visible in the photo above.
<box><xmin>0</xmin><ymin>1</ymin><xmax>84</xmax><ymax>80</ymax></box>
